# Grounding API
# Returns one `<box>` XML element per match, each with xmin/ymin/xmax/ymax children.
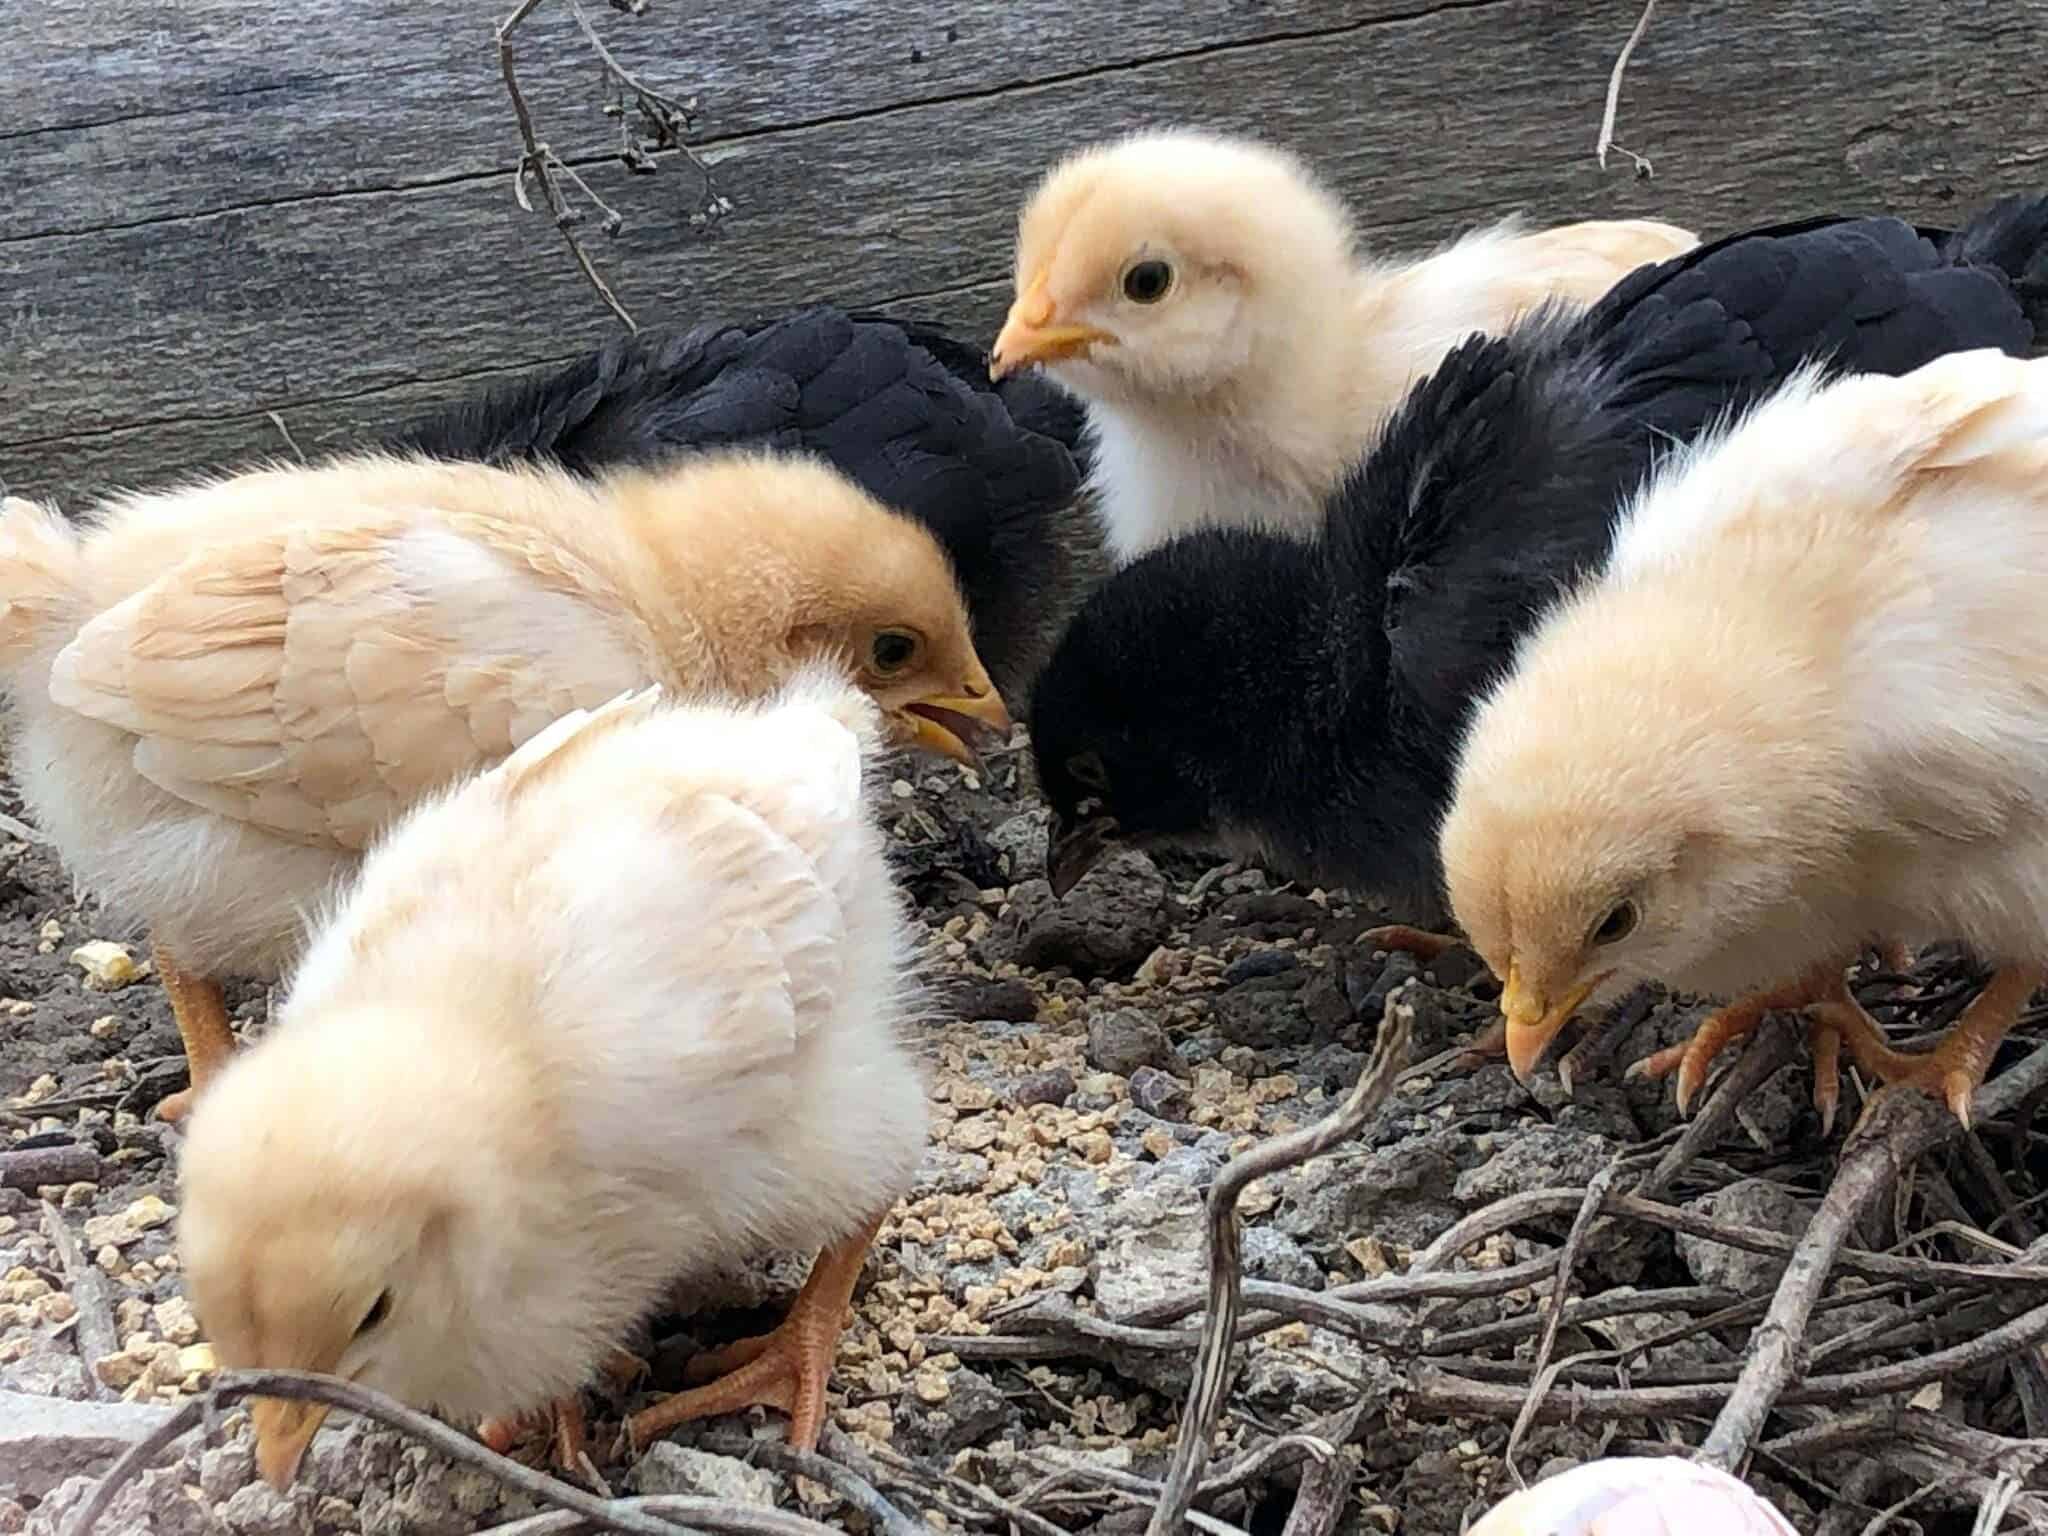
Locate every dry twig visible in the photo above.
<box><xmin>1143</xmin><ymin>993</ymin><xmax>1412</xmax><ymax>1536</ymax></box>
<box><xmin>40</xmin><ymin>1201</ymin><xmax>121</xmax><ymax>1401</ymax></box>
<box><xmin>1595</xmin><ymin>0</ymin><xmax>1659</xmax><ymax>176</ymax></box>
<box><xmin>67</xmin><ymin>1370</ymin><xmax>848</xmax><ymax>1536</ymax></box>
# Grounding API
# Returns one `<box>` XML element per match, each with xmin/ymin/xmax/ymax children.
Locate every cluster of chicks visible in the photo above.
<box><xmin>2</xmin><ymin>126</ymin><xmax>2046</xmax><ymax>1529</ymax></box>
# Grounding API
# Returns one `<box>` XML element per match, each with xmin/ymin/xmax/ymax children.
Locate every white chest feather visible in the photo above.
<box><xmin>1085</xmin><ymin>405</ymin><xmax>1321</xmax><ymax>561</ymax></box>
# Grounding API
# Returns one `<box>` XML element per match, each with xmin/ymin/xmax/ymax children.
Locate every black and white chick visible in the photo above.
<box><xmin>390</xmin><ymin>306</ymin><xmax>1104</xmax><ymax>697</ymax></box>
<box><xmin>1029</xmin><ymin>195</ymin><xmax>2048</xmax><ymax>942</ymax></box>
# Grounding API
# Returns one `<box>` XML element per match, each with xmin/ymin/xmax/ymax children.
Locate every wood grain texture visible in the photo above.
<box><xmin>4</xmin><ymin>0</ymin><xmax>2045</xmax><ymax>503</ymax></box>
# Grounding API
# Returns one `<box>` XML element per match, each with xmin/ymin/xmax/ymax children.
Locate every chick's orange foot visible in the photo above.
<box><xmin>626</xmin><ymin>1216</ymin><xmax>883</xmax><ymax>1454</ymax></box>
<box><xmin>1627</xmin><ymin>960</ymin><xmax>1855</xmax><ymax>1128</ymax></box>
<box><xmin>1358</xmin><ymin>924</ymin><xmax>1464</xmax><ymax>962</ymax></box>
<box><xmin>477</xmin><ymin>1396</ymin><xmax>592</xmax><ymax>1477</ymax></box>
<box><xmin>151</xmin><ymin>942</ymin><xmax>237</xmax><ymax>1124</ymax></box>
<box><xmin>1814</xmin><ymin>963</ymin><xmax>2044</xmax><ymax>1129</ymax></box>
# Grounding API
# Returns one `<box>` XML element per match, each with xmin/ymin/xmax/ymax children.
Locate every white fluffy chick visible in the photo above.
<box><xmin>1441</xmin><ymin>348</ymin><xmax>2048</xmax><ymax>1125</ymax></box>
<box><xmin>988</xmin><ymin>129</ymin><xmax>1696</xmax><ymax>561</ymax></box>
<box><xmin>177</xmin><ymin>670</ymin><xmax>928</xmax><ymax>1486</ymax></box>
<box><xmin>1470</xmin><ymin>1458</ymin><xmax>1796</xmax><ymax>1535</ymax></box>
<box><xmin>0</xmin><ymin>452</ymin><xmax>1005</xmax><ymax>1120</ymax></box>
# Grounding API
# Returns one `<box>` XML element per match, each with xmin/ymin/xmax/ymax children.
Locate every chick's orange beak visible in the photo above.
<box><xmin>900</xmin><ymin>679</ymin><xmax>1013</xmax><ymax>766</ymax></box>
<box><xmin>252</xmin><ymin>1397</ymin><xmax>332</xmax><ymax>1491</ymax></box>
<box><xmin>1500</xmin><ymin>960</ymin><xmax>1610</xmax><ymax>1083</ymax></box>
<box><xmin>990</xmin><ymin>274</ymin><xmax>1115</xmax><ymax>380</ymax></box>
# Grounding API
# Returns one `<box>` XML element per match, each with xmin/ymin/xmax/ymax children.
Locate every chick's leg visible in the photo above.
<box><xmin>151</xmin><ymin>943</ymin><xmax>237</xmax><ymax>1124</ymax></box>
<box><xmin>1628</xmin><ymin>958</ymin><xmax>1849</xmax><ymax>1121</ymax></box>
<box><xmin>1815</xmin><ymin>963</ymin><xmax>2043</xmax><ymax>1129</ymax></box>
<box><xmin>626</xmin><ymin>1212</ymin><xmax>886</xmax><ymax>1454</ymax></box>
<box><xmin>1359</xmin><ymin>925</ymin><xmax>1464</xmax><ymax>963</ymax></box>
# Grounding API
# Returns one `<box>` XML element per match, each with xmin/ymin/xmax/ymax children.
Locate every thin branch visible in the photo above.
<box><xmin>696</xmin><ymin>1433</ymin><xmax>927</xmax><ymax>1536</ymax></box>
<box><xmin>1595</xmin><ymin>0</ymin><xmax>1659</xmax><ymax>176</ymax></box>
<box><xmin>1143</xmin><ymin>993</ymin><xmax>1412</xmax><ymax>1536</ymax></box>
<box><xmin>68</xmin><ymin>1370</ymin><xmax>845</xmax><ymax>1536</ymax></box>
<box><xmin>41</xmin><ymin>1202</ymin><xmax>121</xmax><ymax>1401</ymax></box>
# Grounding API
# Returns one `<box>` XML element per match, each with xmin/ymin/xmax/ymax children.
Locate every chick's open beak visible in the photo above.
<box><xmin>1500</xmin><ymin>960</ymin><xmax>1610</xmax><ymax>1083</ymax></box>
<box><xmin>990</xmin><ymin>275</ymin><xmax>1115</xmax><ymax>380</ymax></box>
<box><xmin>899</xmin><ymin>683</ymin><xmax>1013</xmax><ymax>766</ymax></box>
<box><xmin>252</xmin><ymin>1397</ymin><xmax>332</xmax><ymax>1491</ymax></box>
<box><xmin>1048</xmin><ymin>813</ymin><xmax>1121</xmax><ymax>898</ymax></box>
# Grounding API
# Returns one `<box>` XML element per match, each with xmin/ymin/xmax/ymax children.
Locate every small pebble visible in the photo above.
<box><xmin>71</xmin><ymin>941</ymin><xmax>140</xmax><ymax>990</ymax></box>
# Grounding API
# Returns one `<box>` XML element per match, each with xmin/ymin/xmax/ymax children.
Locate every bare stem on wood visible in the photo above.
<box><xmin>1143</xmin><ymin>992</ymin><xmax>1411</xmax><ymax>1536</ymax></box>
<box><xmin>495</xmin><ymin>0</ymin><xmax>727</xmax><ymax>332</ymax></box>
<box><xmin>1596</xmin><ymin>0</ymin><xmax>1658</xmax><ymax>177</ymax></box>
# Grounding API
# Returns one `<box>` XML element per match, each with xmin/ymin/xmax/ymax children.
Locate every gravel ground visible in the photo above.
<box><xmin>1</xmin><ymin>737</ymin><xmax>2041</xmax><ymax>1536</ymax></box>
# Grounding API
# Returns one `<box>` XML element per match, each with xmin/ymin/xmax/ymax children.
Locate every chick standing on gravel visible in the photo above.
<box><xmin>177</xmin><ymin>672</ymin><xmax>929</xmax><ymax>1485</ymax></box>
<box><xmin>0</xmin><ymin>451</ymin><xmax>1006</xmax><ymax>1121</ymax></box>
<box><xmin>1442</xmin><ymin>349</ymin><xmax>2048</xmax><ymax>1128</ymax></box>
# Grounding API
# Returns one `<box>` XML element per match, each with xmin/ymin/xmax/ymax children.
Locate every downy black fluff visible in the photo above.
<box><xmin>1029</xmin><ymin>195</ymin><xmax>2048</xmax><ymax>922</ymax></box>
<box><xmin>389</xmin><ymin>306</ymin><xmax>1106</xmax><ymax>697</ymax></box>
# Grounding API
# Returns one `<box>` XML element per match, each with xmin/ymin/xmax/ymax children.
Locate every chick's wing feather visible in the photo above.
<box><xmin>48</xmin><ymin>515</ymin><xmax>647</xmax><ymax>851</ymax></box>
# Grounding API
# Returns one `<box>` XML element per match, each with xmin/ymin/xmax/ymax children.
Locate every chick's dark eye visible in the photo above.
<box><xmin>356</xmin><ymin>1290</ymin><xmax>392</xmax><ymax>1337</ymax></box>
<box><xmin>871</xmin><ymin>632</ymin><xmax>918</xmax><ymax>673</ymax></box>
<box><xmin>1591</xmin><ymin>901</ymin><xmax>1639</xmax><ymax>946</ymax></box>
<box><xmin>1122</xmin><ymin>259</ymin><xmax>1174</xmax><ymax>304</ymax></box>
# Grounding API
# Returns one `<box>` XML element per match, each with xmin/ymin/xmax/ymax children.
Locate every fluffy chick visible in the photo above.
<box><xmin>1029</xmin><ymin>197</ymin><xmax>2048</xmax><ymax>1003</ymax></box>
<box><xmin>1441</xmin><ymin>348</ymin><xmax>2048</xmax><ymax>1127</ymax></box>
<box><xmin>990</xmin><ymin>128</ymin><xmax>1697</xmax><ymax>561</ymax></box>
<box><xmin>0</xmin><ymin>450</ymin><xmax>1004</xmax><ymax>1119</ymax></box>
<box><xmin>391</xmin><ymin>305</ymin><xmax>1105</xmax><ymax>697</ymax></box>
<box><xmin>178</xmin><ymin>671</ymin><xmax>927</xmax><ymax>1484</ymax></box>
<box><xmin>1470</xmin><ymin>1458</ymin><xmax>1796</xmax><ymax>1535</ymax></box>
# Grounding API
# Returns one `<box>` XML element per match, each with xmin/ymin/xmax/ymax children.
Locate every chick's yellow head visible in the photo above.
<box><xmin>1437</xmin><ymin>610</ymin><xmax>1836</xmax><ymax>1081</ymax></box>
<box><xmin>624</xmin><ymin>454</ymin><xmax>1011</xmax><ymax>762</ymax></box>
<box><xmin>992</xmin><ymin>130</ymin><xmax>1358</xmax><ymax>400</ymax></box>
<box><xmin>176</xmin><ymin>1031</ymin><xmax>477</xmax><ymax>1490</ymax></box>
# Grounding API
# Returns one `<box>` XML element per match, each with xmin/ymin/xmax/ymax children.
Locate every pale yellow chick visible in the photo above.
<box><xmin>989</xmin><ymin>129</ymin><xmax>1697</xmax><ymax>561</ymax></box>
<box><xmin>177</xmin><ymin>671</ymin><xmax>928</xmax><ymax>1485</ymax></box>
<box><xmin>0</xmin><ymin>451</ymin><xmax>1005</xmax><ymax>1119</ymax></box>
<box><xmin>1441</xmin><ymin>348</ymin><xmax>2048</xmax><ymax>1126</ymax></box>
<box><xmin>1470</xmin><ymin>1458</ymin><xmax>1796</xmax><ymax>1535</ymax></box>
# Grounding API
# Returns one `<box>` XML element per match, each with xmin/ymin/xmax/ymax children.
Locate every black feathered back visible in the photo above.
<box><xmin>389</xmin><ymin>306</ymin><xmax>1107</xmax><ymax>697</ymax></box>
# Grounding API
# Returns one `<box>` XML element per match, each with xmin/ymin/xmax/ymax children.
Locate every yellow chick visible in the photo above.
<box><xmin>988</xmin><ymin>129</ymin><xmax>1696</xmax><ymax>561</ymax></box>
<box><xmin>1470</xmin><ymin>1458</ymin><xmax>1796</xmax><ymax>1535</ymax></box>
<box><xmin>1441</xmin><ymin>348</ymin><xmax>2048</xmax><ymax>1126</ymax></box>
<box><xmin>0</xmin><ymin>452</ymin><xmax>1005</xmax><ymax>1120</ymax></box>
<box><xmin>177</xmin><ymin>671</ymin><xmax>928</xmax><ymax>1484</ymax></box>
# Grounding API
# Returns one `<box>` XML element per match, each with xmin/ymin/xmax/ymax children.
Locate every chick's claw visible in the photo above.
<box><xmin>1628</xmin><ymin>961</ymin><xmax>1849</xmax><ymax>1118</ymax></box>
<box><xmin>1821</xmin><ymin>963</ymin><xmax>2043</xmax><ymax>1128</ymax></box>
<box><xmin>627</xmin><ymin>1215</ymin><xmax>883</xmax><ymax>1454</ymax></box>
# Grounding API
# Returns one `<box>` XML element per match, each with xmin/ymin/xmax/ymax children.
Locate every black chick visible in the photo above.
<box><xmin>389</xmin><ymin>306</ymin><xmax>1107</xmax><ymax>698</ymax></box>
<box><xmin>1029</xmin><ymin>195</ymin><xmax>2048</xmax><ymax>927</ymax></box>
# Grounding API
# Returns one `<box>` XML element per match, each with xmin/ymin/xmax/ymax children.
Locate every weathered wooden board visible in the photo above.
<box><xmin>4</xmin><ymin>0</ymin><xmax>2045</xmax><ymax>502</ymax></box>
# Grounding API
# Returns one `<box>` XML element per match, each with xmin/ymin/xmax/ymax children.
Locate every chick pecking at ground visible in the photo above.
<box><xmin>177</xmin><ymin>671</ymin><xmax>928</xmax><ymax>1484</ymax></box>
<box><xmin>988</xmin><ymin>128</ymin><xmax>1697</xmax><ymax>562</ymax></box>
<box><xmin>389</xmin><ymin>305</ymin><xmax>1104</xmax><ymax>699</ymax></box>
<box><xmin>1469</xmin><ymin>1458</ymin><xmax>1796</xmax><ymax>1535</ymax></box>
<box><xmin>0</xmin><ymin>450</ymin><xmax>1005</xmax><ymax>1120</ymax></box>
<box><xmin>1027</xmin><ymin>196</ymin><xmax>2048</xmax><ymax>1097</ymax></box>
<box><xmin>1439</xmin><ymin>347</ymin><xmax>2048</xmax><ymax>1128</ymax></box>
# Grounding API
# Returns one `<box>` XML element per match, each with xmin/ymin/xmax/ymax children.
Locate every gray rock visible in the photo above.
<box><xmin>1089</xmin><ymin>1183</ymin><xmax>1207</xmax><ymax>1315</ymax></box>
<box><xmin>0</xmin><ymin>1354</ymin><xmax>91</xmax><ymax>1403</ymax></box>
<box><xmin>1222</xmin><ymin>948</ymin><xmax>1301</xmax><ymax>985</ymax></box>
<box><xmin>1276</xmin><ymin>1129</ymin><xmax>1473</xmax><ymax>1256</ymax></box>
<box><xmin>1134</xmin><ymin>1140</ymin><xmax>1228</xmax><ymax>1195</ymax></box>
<box><xmin>1453</xmin><ymin>1127</ymin><xmax>1622</xmax><ymax>1205</ymax></box>
<box><xmin>893</xmin><ymin>1365</ymin><xmax>1015</xmax><ymax>1457</ymax></box>
<box><xmin>0</xmin><ymin>1388</ymin><xmax>175</xmax><ymax>1501</ymax></box>
<box><xmin>987</xmin><ymin>809</ymin><xmax>1050</xmax><ymax>881</ymax></box>
<box><xmin>999</xmin><ymin>853</ymin><xmax>1171</xmax><ymax>980</ymax></box>
<box><xmin>630</xmin><ymin>1444</ymin><xmax>779</xmax><ymax>1506</ymax></box>
<box><xmin>1241</xmin><ymin>1325</ymin><xmax>1397</xmax><ymax>1415</ymax></box>
<box><xmin>1677</xmin><ymin>1179</ymin><xmax>1815</xmax><ymax>1292</ymax></box>
<box><xmin>1212</xmin><ymin>970</ymin><xmax>1313</xmax><ymax>1047</ymax></box>
<box><xmin>1087</xmin><ymin>1010</ymin><xmax>1173</xmax><ymax>1076</ymax></box>
<box><xmin>1128</xmin><ymin>1065</ymin><xmax>1191</xmax><ymax>1121</ymax></box>
<box><xmin>220</xmin><ymin>1482</ymin><xmax>316</xmax><ymax>1536</ymax></box>
<box><xmin>200</xmin><ymin>1437</ymin><xmax>258</xmax><ymax>1503</ymax></box>
<box><xmin>1241</xmin><ymin>1227</ymin><xmax>1325</xmax><ymax>1290</ymax></box>
<box><xmin>1011</xmin><ymin>1066</ymin><xmax>1076</xmax><ymax>1107</ymax></box>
